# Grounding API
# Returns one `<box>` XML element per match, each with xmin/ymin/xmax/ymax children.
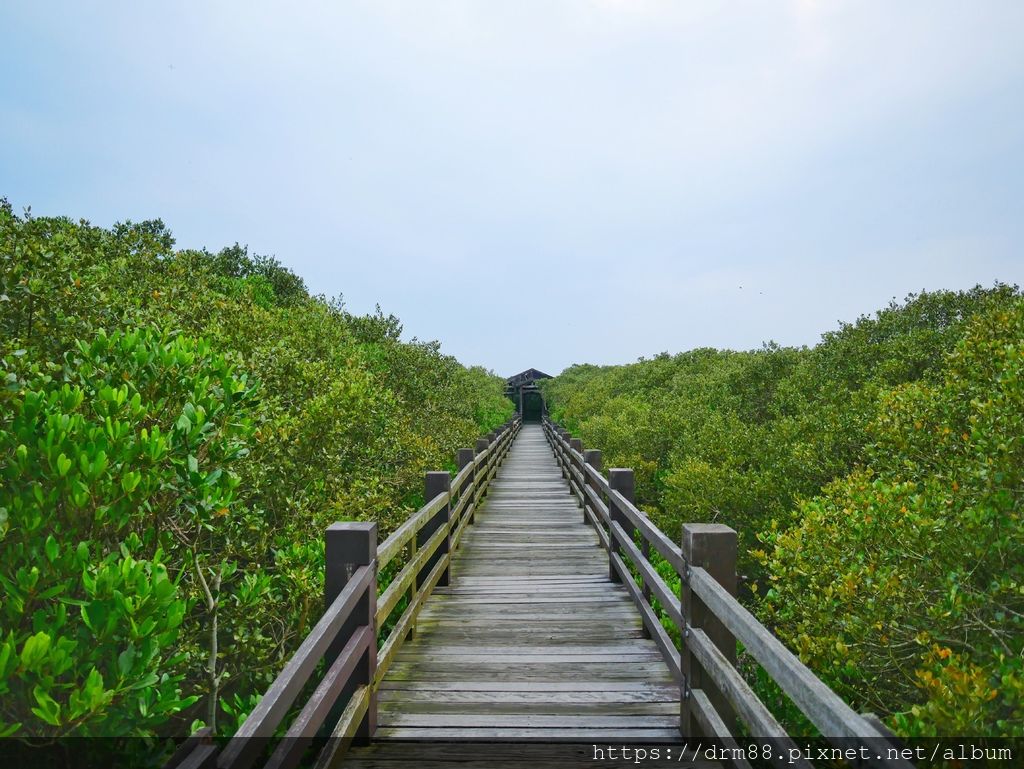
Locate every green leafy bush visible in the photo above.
<box><xmin>0</xmin><ymin>201</ymin><xmax>513</xmax><ymax>747</ymax></box>
<box><xmin>542</xmin><ymin>286</ymin><xmax>1022</xmax><ymax>736</ymax></box>
<box><xmin>759</xmin><ymin>301</ymin><xmax>1024</xmax><ymax>736</ymax></box>
<box><xmin>0</xmin><ymin>328</ymin><xmax>256</xmax><ymax>739</ymax></box>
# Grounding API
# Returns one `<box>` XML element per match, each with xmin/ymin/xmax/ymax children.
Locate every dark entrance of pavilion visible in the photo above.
<box><xmin>505</xmin><ymin>368</ymin><xmax>552</xmax><ymax>423</ymax></box>
<box><xmin>520</xmin><ymin>387</ymin><xmax>544</xmax><ymax>422</ymax></box>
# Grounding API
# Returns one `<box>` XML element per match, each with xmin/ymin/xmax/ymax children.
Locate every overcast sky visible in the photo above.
<box><xmin>3</xmin><ymin>2</ymin><xmax>1022</xmax><ymax>376</ymax></box>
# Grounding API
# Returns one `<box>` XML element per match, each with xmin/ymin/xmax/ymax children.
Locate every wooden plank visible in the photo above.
<box><xmin>376</xmin><ymin>522</ymin><xmax>447</xmax><ymax>627</ymax></box>
<box><xmin>378</xmin><ymin>689</ymin><xmax>678</xmax><ymax>704</ymax></box>
<box><xmin>345</xmin><ymin>747</ymin><xmax>718</xmax><ymax>769</ymax></box>
<box><xmin>373</xmin><ymin>727</ymin><xmax>683</xmax><ymax>740</ymax></box>
<box><xmin>449</xmin><ymin>500</ymin><xmax>475</xmax><ymax>549</ymax></box>
<box><xmin>433</xmin><ymin>585</ymin><xmax>622</xmax><ymax>595</ymax></box>
<box><xmin>163</xmin><ymin>728</ymin><xmax>215</xmax><ymax>769</ymax></box>
<box><xmin>369</xmin><ymin>424</ymin><xmax>683</xmax><ymax>743</ymax></box>
<box><xmin>351</xmin><ymin>741</ymin><xmax>678</xmax><ymax>758</ymax></box>
<box><xmin>450</xmin><ymin>461</ymin><xmax>473</xmax><ymax>497</ymax></box>
<box><xmin>390</xmin><ymin>644</ymin><xmax>656</xmax><ymax>655</ymax></box>
<box><xmin>394</xmin><ymin>652</ymin><xmax>662</xmax><ymax>663</ymax></box>
<box><xmin>378</xmin><ymin>713</ymin><xmax>679</xmax><ymax>728</ymax></box>
<box><xmin>377</xmin><ymin>680</ymin><xmax>677</xmax><ymax>693</ymax></box>
<box><xmin>608</xmin><ymin>486</ymin><xmax>685</xmax><ymax>574</ymax></box>
<box><xmin>611</xmin><ymin>552</ymin><xmax>682</xmax><ymax>683</ymax></box>
<box><xmin>609</xmin><ymin>519</ymin><xmax>683</xmax><ymax>626</ymax></box>
<box><xmin>175</xmin><ymin>745</ymin><xmax>218</xmax><ymax>769</ymax></box>
<box><xmin>425</xmin><ymin>595</ymin><xmax>635</xmax><ymax>605</ymax></box>
<box><xmin>375</xmin><ymin>552</ymin><xmax>450</xmax><ymax>684</ymax></box>
<box><xmin>377</xmin><ymin>701</ymin><xmax>680</xmax><ymax>716</ymax></box>
<box><xmin>383</xmin><ymin>661</ymin><xmax>675</xmax><ymax>679</ymax></box>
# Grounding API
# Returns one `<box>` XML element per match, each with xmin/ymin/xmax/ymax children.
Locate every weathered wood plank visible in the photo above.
<box><xmin>378</xmin><ymin>713</ymin><xmax>679</xmax><ymax>728</ymax></box>
<box><xmin>378</xmin><ymin>689</ymin><xmax>678</xmax><ymax>704</ymax></box>
<box><xmin>373</xmin><ymin>727</ymin><xmax>683</xmax><ymax>740</ymax></box>
<box><xmin>378</xmin><ymin>700</ymin><xmax>680</xmax><ymax>715</ymax></box>
<box><xmin>371</xmin><ymin>425</ymin><xmax>682</xmax><ymax>744</ymax></box>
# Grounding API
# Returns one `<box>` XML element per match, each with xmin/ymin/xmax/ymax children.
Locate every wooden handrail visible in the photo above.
<box><xmin>217</xmin><ymin>563</ymin><xmax>375</xmax><ymax>769</ymax></box>
<box><xmin>264</xmin><ymin>626</ymin><xmax>374</xmax><ymax>769</ymax></box>
<box><xmin>375</xmin><ymin>549</ymin><xmax>450</xmax><ymax>687</ymax></box>
<box><xmin>687</xmin><ymin>566</ymin><xmax>906</xmax><ymax>756</ymax></box>
<box><xmin>375</xmin><ymin>522</ymin><xmax>447</xmax><ymax>628</ymax></box>
<box><xmin>166</xmin><ymin>416</ymin><xmax>522</xmax><ymax>769</ymax></box>
<box><xmin>542</xmin><ymin>417</ymin><xmax>913</xmax><ymax>769</ymax></box>
<box><xmin>376</xmin><ymin>491</ymin><xmax>448</xmax><ymax>570</ymax></box>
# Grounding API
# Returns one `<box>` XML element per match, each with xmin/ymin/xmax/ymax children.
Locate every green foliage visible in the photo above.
<box><xmin>0</xmin><ymin>327</ymin><xmax>253</xmax><ymax>739</ymax></box>
<box><xmin>0</xmin><ymin>202</ymin><xmax>512</xmax><ymax>746</ymax></box>
<box><xmin>541</xmin><ymin>285</ymin><xmax>1022</xmax><ymax>737</ymax></box>
<box><xmin>544</xmin><ymin>287</ymin><xmax>1018</xmax><ymax>569</ymax></box>
<box><xmin>760</xmin><ymin>301</ymin><xmax>1024</xmax><ymax>736</ymax></box>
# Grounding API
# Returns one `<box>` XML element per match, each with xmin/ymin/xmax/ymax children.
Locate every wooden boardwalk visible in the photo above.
<box><xmin>367</xmin><ymin>424</ymin><xmax>680</xmax><ymax>743</ymax></box>
<box><xmin>168</xmin><ymin>415</ymin><xmax>912</xmax><ymax>769</ymax></box>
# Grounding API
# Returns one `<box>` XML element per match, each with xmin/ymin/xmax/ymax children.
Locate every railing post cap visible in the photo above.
<box><xmin>682</xmin><ymin>522</ymin><xmax>736</xmax><ymax>537</ymax></box>
<box><xmin>327</xmin><ymin>521</ymin><xmax>378</xmax><ymax>535</ymax></box>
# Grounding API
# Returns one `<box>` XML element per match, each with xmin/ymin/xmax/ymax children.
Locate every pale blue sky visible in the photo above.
<box><xmin>2</xmin><ymin>2</ymin><xmax>1022</xmax><ymax>376</ymax></box>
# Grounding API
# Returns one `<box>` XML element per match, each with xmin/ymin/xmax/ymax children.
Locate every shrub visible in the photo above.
<box><xmin>759</xmin><ymin>301</ymin><xmax>1024</xmax><ymax>735</ymax></box>
<box><xmin>0</xmin><ymin>204</ymin><xmax>513</xmax><ymax>747</ymax></box>
<box><xmin>541</xmin><ymin>286</ymin><xmax>1022</xmax><ymax>736</ymax></box>
<box><xmin>0</xmin><ymin>328</ymin><xmax>256</xmax><ymax>740</ymax></box>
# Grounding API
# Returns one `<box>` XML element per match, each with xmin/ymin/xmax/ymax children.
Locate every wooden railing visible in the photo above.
<box><xmin>166</xmin><ymin>417</ymin><xmax>522</xmax><ymax>769</ymax></box>
<box><xmin>543</xmin><ymin>417</ymin><xmax>914</xmax><ymax>769</ymax></box>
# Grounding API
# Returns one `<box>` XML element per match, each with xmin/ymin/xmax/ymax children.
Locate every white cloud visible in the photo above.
<box><xmin>2</xmin><ymin>1</ymin><xmax>1022</xmax><ymax>372</ymax></box>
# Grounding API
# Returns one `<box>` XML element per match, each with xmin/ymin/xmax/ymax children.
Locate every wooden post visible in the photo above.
<box><xmin>419</xmin><ymin>472</ymin><xmax>451</xmax><ymax>588</ymax></box>
<box><xmin>569</xmin><ymin>438</ymin><xmax>583</xmax><ymax>507</ymax></box>
<box><xmin>488</xmin><ymin>432</ymin><xmax>498</xmax><ymax>477</ymax></box>
<box><xmin>457</xmin><ymin>448</ymin><xmax>475</xmax><ymax>525</ymax></box>
<box><xmin>475</xmin><ymin>438</ymin><xmax>489</xmax><ymax>497</ymax></box>
<box><xmin>680</xmin><ymin>523</ymin><xmax>738</xmax><ymax>743</ymax></box>
<box><xmin>558</xmin><ymin>429</ymin><xmax>571</xmax><ymax>477</ymax></box>
<box><xmin>496</xmin><ymin>426</ymin><xmax>507</xmax><ymax>463</ymax></box>
<box><xmin>325</xmin><ymin>522</ymin><xmax>378</xmax><ymax>744</ymax></box>
<box><xmin>607</xmin><ymin>469</ymin><xmax>634</xmax><ymax>584</ymax></box>
<box><xmin>583</xmin><ymin>449</ymin><xmax>602</xmax><ymax>524</ymax></box>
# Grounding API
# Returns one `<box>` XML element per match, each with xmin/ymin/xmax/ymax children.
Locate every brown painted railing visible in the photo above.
<box><xmin>166</xmin><ymin>417</ymin><xmax>522</xmax><ymax>769</ymax></box>
<box><xmin>543</xmin><ymin>417</ymin><xmax>913</xmax><ymax>769</ymax></box>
